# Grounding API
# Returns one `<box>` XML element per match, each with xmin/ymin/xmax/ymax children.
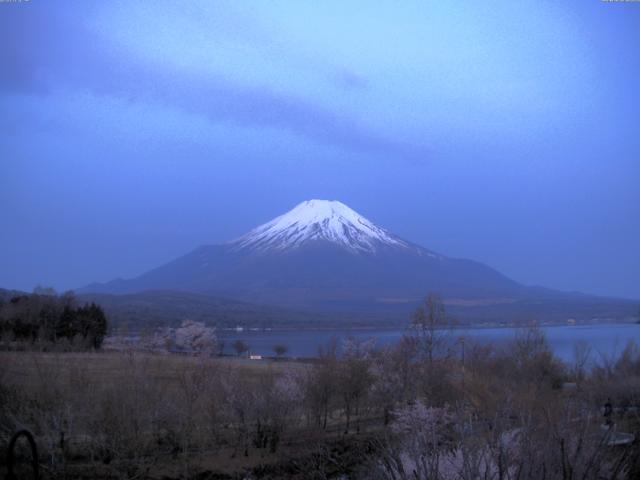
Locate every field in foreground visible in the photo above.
<box><xmin>2</xmin><ymin>331</ymin><xmax>640</xmax><ymax>479</ymax></box>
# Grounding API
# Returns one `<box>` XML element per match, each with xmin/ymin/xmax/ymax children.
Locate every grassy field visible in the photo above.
<box><xmin>3</xmin><ymin>333</ymin><xmax>640</xmax><ymax>479</ymax></box>
<box><xmin>0</xmin><ymin>350</ymin><xmax>369</xmax><ymax>479</ymax></box>
<box><xmin>1</xmin><ymin>350</ymin><xmax>295</xmax><ymax>389</ymax></box>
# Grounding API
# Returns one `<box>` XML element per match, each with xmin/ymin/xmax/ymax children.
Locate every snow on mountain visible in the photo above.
<box><xmin>231</xmin><ymin>199</ymin><xmax>411</xmax><ymax>254</ymax></box>
<box><xmin>77</xmin><ymin>200</ymin><xmax>638</xmax><ymax>324</ymax></box>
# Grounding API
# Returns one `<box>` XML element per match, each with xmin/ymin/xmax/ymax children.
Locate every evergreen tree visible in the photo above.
<box><xmin>0</xmin><ymin>292</ymin><xmax>109</xmax><ymax>350</ymax></box>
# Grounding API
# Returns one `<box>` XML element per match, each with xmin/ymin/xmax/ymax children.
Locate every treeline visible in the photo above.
<box><xmin>0</xmin><ymin>288</ymin><xmax>108</xmax><ymax>349</ymax></box>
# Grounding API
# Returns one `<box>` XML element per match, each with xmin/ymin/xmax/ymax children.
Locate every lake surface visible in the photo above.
<box><xmin>219</xmin><ymin>323</ymin><xmax>640</xmax><ymax>364</ymax></box>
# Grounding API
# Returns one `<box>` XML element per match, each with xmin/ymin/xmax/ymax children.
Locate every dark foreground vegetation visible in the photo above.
<box><xmin>2</xmin><ymin>319</ymin><xmax>640</xmax><ymax>479</ymax></box>
<box><xmin>0</xmin><ymin>289</ymin><xmax>108</xmax><ymax>350</ymax></box>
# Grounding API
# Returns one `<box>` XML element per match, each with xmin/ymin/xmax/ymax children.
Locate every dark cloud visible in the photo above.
<box><xmin>0</xmin><ymin>5</ymin><xmax>428</xmax><ymax>164</ymax></box>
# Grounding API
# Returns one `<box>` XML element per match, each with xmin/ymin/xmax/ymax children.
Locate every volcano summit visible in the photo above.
<box><xmin>232</xmin><ymin>199</ymin><xmax>413</xmax><ymax>254</ymax></box>
<box><xmin>80</xmin><ymin>200</ymin><xmax>635</xmax><ymax>321</ymax></box>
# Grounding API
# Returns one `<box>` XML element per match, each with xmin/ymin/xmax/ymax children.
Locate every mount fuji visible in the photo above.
<box><xmin>232</xmin><ymin>199</ymin><xmax>415</xmax><ymax>254</ymax></box>
<box><xmin>80</xmin><ymin>200</ymin><xmax>635</xmax><ymax>321</ymax></box>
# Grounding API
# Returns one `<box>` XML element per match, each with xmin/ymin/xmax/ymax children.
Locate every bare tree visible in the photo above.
<box><xmin>411</xmin><ymin>293</ymin><xmax>450</xmax><ymax>364</ymax></box>
<box><xmin>232</xmin><ymin>339</ymin><xmax>249</xmax><ymax>357</ymax></box>
<box><xmin>273</xmin><ymin>344</ymin><xmax>288</xmax><ymax>359</ymax></box>
<box><xmin>303</xmin><ymin>339</ymin><xmax>338</xmax><ymax>430</ymax></box>
<box><xmin>339</xmin><ymin>337</ymin><xmax>375</xmax><ymax>434</ymax></box>
<box><xmin>573</xmin><ymin>339</ymin><xmax>592</xmax><ymax>383</ymax></box>
<box><xmin>371</xmin><ymin>339</ymin><xmax>417</xmax><ymax>426</ymax></box>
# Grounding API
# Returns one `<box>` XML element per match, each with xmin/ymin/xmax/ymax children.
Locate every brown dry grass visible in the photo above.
<box><xmin>0</xmin><ymin>350</ymin><xmax>295</xmax><ymax>390</ymax></box>
<box><xmin>0</xmin><ymin>350</ymin><xmax>316</xmax><ymax>479</ymax></box>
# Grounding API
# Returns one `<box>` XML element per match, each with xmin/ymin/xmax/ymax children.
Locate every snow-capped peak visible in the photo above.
<box><xmin>231</xmin><ymin>199</ymin><xmax>410</xmax><ymax>254</ymax></box>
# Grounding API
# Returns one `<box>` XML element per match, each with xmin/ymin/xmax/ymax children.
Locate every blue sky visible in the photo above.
<box><xmin>1</xmin><ymin>0</ymin><xmax>639</xmax><ymax>299</ymax></box>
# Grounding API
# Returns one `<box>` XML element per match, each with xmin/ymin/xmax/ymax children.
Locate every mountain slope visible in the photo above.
<box><xmin>80</xmin><ymin>200</ymin><xmax>526</xmax><ymax>307</ymax></box>
<box><xmin>79</xmin><ymin>199</ymin><xmax>636</xmax><ymax>320</ymax></box>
